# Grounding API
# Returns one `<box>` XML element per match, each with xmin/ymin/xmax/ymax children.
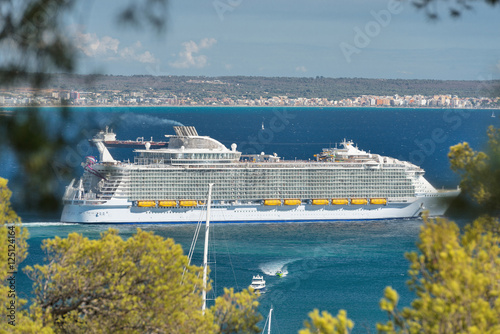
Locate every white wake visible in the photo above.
<box><xmin>259</xmin><ymin>259</ymin><xmax>295</xmax><ymax>277</ymax></box>
<box><xmin>22</xmin><ymin>222</ymin><xmax>77</xmax><ymax>227</ymax></box>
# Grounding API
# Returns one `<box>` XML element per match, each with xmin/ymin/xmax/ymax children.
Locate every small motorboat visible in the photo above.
<box><xmin>250</xmin><ymin>275</ymin><xmax>266</xmax><ymax>293</ymax></box>
<box><xmin>276</xmin><ymin>270</ymin><xmax>283</xmax><ymax>278</ymax></box>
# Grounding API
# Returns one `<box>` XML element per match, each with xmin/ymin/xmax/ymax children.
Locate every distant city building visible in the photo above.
<box><xmin>60</xmin><ymin>91</ymin><xmax>70</xmax><ymax>100</ymax></box>
<box><xmin>70</xmin><ymin>91</ymin><xmax>80</xmax><ymax>100</ymax></box>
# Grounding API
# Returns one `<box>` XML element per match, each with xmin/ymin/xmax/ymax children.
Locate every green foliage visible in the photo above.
<box><xmin>211</xmin><ymin>287</ymin><xmax>262</xmax><ymax>334</ymax></box>
<box><xmin>377</xmin><ymin>215</ymin><xmax>500</xmax><ymax>334</ymax></box>
<box><xmin>449</xmin><ymin>126</ymin><xmax>500</xmax><ymax>214</ymax></box>
<box><xmin>25</xmin><ymin>228</ymin><xmax>217</xmax><ymax>333</ymax></box>
<box><xmin>23</xmin><ymin>226</ymin><xmax>264</xmax><ymax>333</ymax></box>
<box><xmin>0</xmin><ymin>178</ymin><xmax>53</xmax><ymax>333</ymax></box>
<box><xmin>299</xmin><ymin>309</ymin><xmax>354</xmax><ymax>334</ymax></box>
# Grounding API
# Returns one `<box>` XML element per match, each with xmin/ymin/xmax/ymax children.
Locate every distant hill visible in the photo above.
<box><xmin>18</xmin><ymin>74</ymin><xmax>500</xmax><ymax>100</ymax></box>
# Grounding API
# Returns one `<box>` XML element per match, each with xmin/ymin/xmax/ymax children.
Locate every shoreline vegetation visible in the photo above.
<box><xmin>1</xmin><ymin>75</ymin><xmax>499</xmax><ymax>109</ymax></box>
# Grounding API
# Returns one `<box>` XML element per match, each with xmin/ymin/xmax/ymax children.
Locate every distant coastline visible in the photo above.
<box><xmin>2</xmin><ymin>74</ymin><xmax>499</xmax><ymax>109</ymax></box>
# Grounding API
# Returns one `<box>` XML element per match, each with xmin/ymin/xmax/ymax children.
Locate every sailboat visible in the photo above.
<box><xmin>492</xmin><ymin>111</ymin><xmax>496</xmax><ymax>118</ymax></box>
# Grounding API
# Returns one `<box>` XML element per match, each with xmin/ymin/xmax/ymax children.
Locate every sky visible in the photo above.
<box><xmin>70</xmin><ymin>0</ymin><xmax>500</xmax><ymax>80</ymax></box>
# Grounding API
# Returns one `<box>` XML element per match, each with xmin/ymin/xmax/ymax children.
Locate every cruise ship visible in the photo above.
<box><xmin>61</xmin><ymin>126</ymin><xmax>460</xmax><ymax>224</ymax></box>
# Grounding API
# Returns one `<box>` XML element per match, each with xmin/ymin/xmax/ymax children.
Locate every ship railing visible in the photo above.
<box><xmin>184</xmin><ymin>162</ymin><xmax>379</xmax><ymax>169</ymax></box>
<box><xmin>129</xmin><ymin>159</ymin><xmax>420</xmax><ymax>171</ymax></box>
<box><xmin>387</xmin><ymin>197</ymin><xmax>415</xmax><ymax>203</ymax></box>
<box><xmin>64</xmin><ymin>199</ymin><xmax>108</xmax><ymax>205</ymax></box>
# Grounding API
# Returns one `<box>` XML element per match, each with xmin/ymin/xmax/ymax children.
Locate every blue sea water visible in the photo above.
<box><xmin>5</xmin><ymin>106</ymin><xmax>498</xmax><ymax>333</ymax></box>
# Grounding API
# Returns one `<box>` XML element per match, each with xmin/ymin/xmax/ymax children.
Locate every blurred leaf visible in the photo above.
<box><xmin>449</xmin><ymin>126</ymin><xmax>500</xmax><ymax>216</ymax></box>
<box><xmin>411</xmin><ymin>0</ymin><xmax>500</xmax><ymax>20</ymax></box>
<box><xmin>117</xmin><ymin>0</ymin><xmax>169</xmax><ymax>33</ymax></box>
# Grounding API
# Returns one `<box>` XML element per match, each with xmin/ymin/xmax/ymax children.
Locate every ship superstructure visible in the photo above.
<box><xmin>61</xmin><ymin>126</ymin><xmax>460</xmax><ymax>223</ymax></box>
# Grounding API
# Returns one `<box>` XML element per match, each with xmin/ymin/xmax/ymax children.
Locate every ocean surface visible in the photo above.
<box><xmin>4</xmin><ymin>106</ymin><xmax>498</xmax><ymax>333</ymax></box>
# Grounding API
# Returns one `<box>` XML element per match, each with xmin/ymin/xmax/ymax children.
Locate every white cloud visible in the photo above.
<box><xmin>119</xmin><ymin>41</ymin><xmax>158</xmax><ymax>64</ymax></box>
<box><xmin>75</xmin><ymin>32</ymin><xmax>119</xmax><ymax>57</ymax></box>
<box><xmin>295</xmin><ymin>66</ymin><xmax>307</xmax><ymax>73</ymax></box>
<box><xmin>169</xmin><ymin>38</ymin><xmax>217</xmax><ymax>69</ymax></box>
<box><xmin>75</xmin><ymin>32</ymin><xmax>157</xmax><ymax>64</ymax></box>
<box><xmin>136</xmin><ymin>51</ymin><xmax>157</xmax><ymax>64</ymax></box>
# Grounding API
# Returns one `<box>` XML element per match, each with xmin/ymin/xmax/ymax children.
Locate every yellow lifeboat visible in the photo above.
<box><xmin>158</xmin><ymin>200</ymin><xmax>177</xmax><ymax>207</ymax></box>
<box><xmin>179</xmin><ymin>200</ymin><xmax>198</xmax><ymax>207</ymax></box>
<box><xmin>351</xmin><ymin>198</ymin><xmax>368</xmax><ymax>205</ymax></box>
<box><xmin>264</xmin><ymin>199</ymin><xmax>282</xmax><ymax>206</ymax></box>
<box><xmin>370</xmin><ymin>198</ymin><xmax>387</xmax><ymax>205</ymax></box>
<box><xmin>137</xmin><ymin>201</ymin><xmax>156</xmax><ymax>207</ymax></box>
<box><xmin>312</xmin><ymin>199</ymin><xmax>329</xmax><ymax>205</ymax></box>
<box><xmin>284</xmin><ymin>199</ymin><xmax>301</xmax><ymax>206</ymax></box>
<box><xmin>331</xmin><ymin>198</ymin><xmax>349</xmax><ymax>205</ymax></box>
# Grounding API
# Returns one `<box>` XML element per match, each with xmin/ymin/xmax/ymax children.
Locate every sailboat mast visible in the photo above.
<box><xmin>202</xmin><ymin>183</ymin><xmax>214</xmax><ymax>314</ymax></box>
<box><xmin>268</xmin><ymin>306</ymin><xmax>273</xmax><ymax>334</ymax></box>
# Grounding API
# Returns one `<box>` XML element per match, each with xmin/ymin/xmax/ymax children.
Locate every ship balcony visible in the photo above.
<box><xmin>63</xmin><ymin>199</ymin><xmax>109</xmax><ymax>205</ymax></box>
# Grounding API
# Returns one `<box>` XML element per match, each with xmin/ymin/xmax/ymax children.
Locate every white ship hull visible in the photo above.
<box><xmin>61</xmin><ymin>190</ymin><xmax>459</xmax><ymax>224</ymax></box>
